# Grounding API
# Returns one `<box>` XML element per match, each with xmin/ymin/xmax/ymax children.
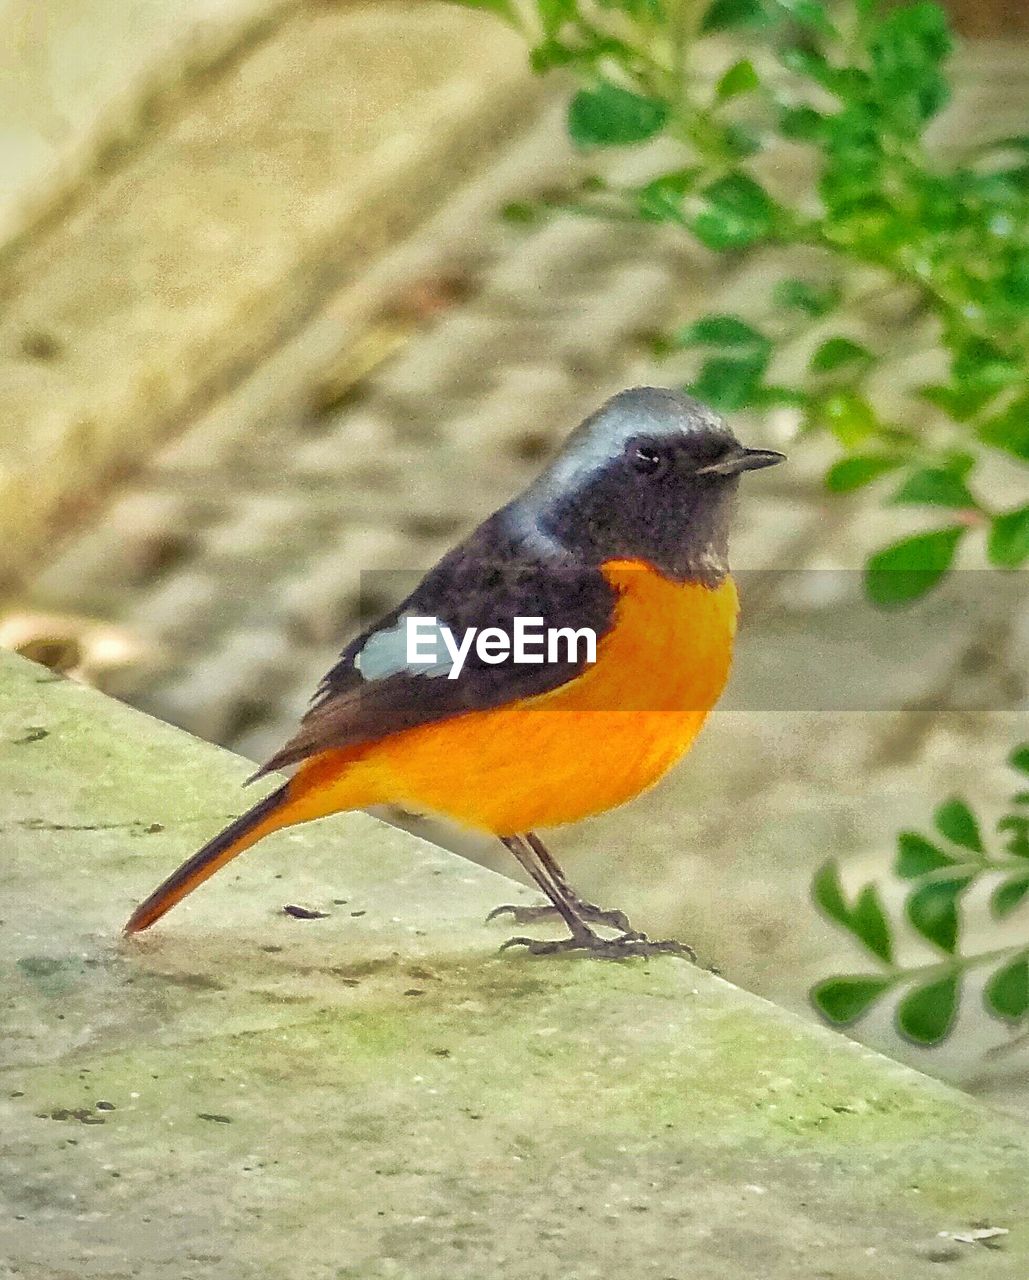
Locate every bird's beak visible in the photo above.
<box><xmin>696</xmin><ymin>447</ymin><xmax>786</xmax><ymax>477</ymax></box>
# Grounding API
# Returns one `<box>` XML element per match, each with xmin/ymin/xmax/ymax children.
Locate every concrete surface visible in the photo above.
<box><xmin>3</xmin><ymin>645</ymin><xmax>1029</xmax><ymax>1279</ymax></box>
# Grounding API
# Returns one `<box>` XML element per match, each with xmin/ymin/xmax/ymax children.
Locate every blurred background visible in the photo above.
<box><xmin>1</xmin><ymin>0</ymin><xmax>1026</xmax><ymax>1106</ymax></box>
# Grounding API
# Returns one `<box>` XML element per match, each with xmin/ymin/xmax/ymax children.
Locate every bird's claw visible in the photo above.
<box><xmin>487</xmin><ymin>900</ymin><xmax>633</xmax><ymax>933</ymax></box>
<box><xmin>500</xmin><ymin>930</ymin><xmax>696</xmax><ymax>962</ymax></box>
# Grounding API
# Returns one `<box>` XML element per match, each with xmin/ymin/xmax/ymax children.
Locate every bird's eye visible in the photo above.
<box><xmin>629</xmin><ymin>443</ymin><xmax>668</xmax><ymax>477</ymax></box>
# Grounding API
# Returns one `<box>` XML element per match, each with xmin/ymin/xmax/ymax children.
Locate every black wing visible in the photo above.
<box><xmin>253</xmin><ymin>511</ymin><xmax>616</xmax><ymax>778</ymax></box>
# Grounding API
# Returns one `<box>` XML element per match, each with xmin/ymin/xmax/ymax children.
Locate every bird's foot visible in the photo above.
<box><xmin>500</xmin><ymin>928</ymin><xmax>696</xmax><ymax>962</ymax></box>
<box><xmin>487</xmin><ymin>900</ymin><xmax>633</xmax><ymax>934</ymax></box>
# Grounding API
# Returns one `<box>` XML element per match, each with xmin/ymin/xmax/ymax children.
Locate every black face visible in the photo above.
<box><xmin>505</xmin><ymin>387</ymin><xmax>784</xmax><ymax>584</ymax></box>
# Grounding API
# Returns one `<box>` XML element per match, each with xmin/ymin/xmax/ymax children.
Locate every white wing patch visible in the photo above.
<box><xmin>354</xmin><ymin>615</ymin><xmax>454</xmax><ymax>681</ymax></box>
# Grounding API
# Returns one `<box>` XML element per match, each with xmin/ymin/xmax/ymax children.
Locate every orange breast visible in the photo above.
<box><xmin>294</xmin><ymin>563</ymin><xmax>739</xmax><ymax>835</ymax></box>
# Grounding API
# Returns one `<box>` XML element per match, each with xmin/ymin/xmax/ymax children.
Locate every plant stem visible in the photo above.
<box><xmin>887</xmin><ymin>945</ymin><xmax>1029</xmax><ymax>986</ymax></box>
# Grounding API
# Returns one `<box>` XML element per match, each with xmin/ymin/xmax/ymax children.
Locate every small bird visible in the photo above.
<box><xmin>124</xmin><ymin>387</ymin><xmax>783</xmax><ymax>958</ymax></box>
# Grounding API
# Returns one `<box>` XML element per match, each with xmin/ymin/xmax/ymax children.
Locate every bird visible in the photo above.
<box><xmin>124</xmin><ymin>387</ymin><xmax>784</xmax><ymax>958</ymax></box>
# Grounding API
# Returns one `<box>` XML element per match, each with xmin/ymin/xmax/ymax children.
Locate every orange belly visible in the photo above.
<box><xmin>290</xmin><ymin>562</ymin><xmax>738</xmax><ymax>835</ymax></box>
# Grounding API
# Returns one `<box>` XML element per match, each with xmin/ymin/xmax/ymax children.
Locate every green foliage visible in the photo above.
<box><xmin>896</xmin><ymin>974</ymin><xmax>958</xmax><ymax>1044</ymax></box>
<box><xmin>568</xmin><ymin>82</ymin><xmax>668</xmax><ymax>146</ymax></box>
<box><xmin>987</xmin><ymin>504</ymin><xmax>1029</xmax><ymax>568</ymax></box>
<box><xmin>690</xmin><ymin>173</ymin><xmax>778</xmax><ymax>250</ymax></box>
<box><xmin>810</xmin><ymin>974</ymin><xmax>895</xmax><ymax>1024</ymax></box>
<box><xmin>905</xmin><ymin>875</ymin><xmax>971</xmax><ymax>954</ymax></box>
<box><xmin>890</xmin><ymin>466</ymin><xmax>976</xmax><ymax>511</ymax></box>
<box><xmin>812</xmin><ymin>862</ymin><xmax>893</xmax><ymax>963</ymax></box>
<box><xmin>811</xmin><ymin>747</ymin><xmax>1029</xmax><ymax>1044</ymax></box>
<box><xmin>457</xmin><ymin>0</ymin><xmax>1027</xmax><ymax>1048</ymax></box>
<box><xmin>986</xmin><ymin>955</ymin><xmax>1029</xmax><ymax>1020</ymax></box>
<box><xmin>809</xmin><ymin>337</ymin><xmax>873</xmax><ymax>375</ymax></box>
<box><xmin>933</xmin><ymin>798</ymin><xmax>983</xmax><ymax>852</ymax></box>
<box><xmin>824</xmin><ymin>453</ymin><xmax>900</xmax><ymax>493</ymax></box>
<box><xmin>666</xmin><ymin>312</ymin><xmax>774</xmax><ymax>410</ymax></box>
<box><xmin>863</xmin><ymin>527</ymin><xmax>964</xmax><ymax>606</ymax></box>
<box><xmin>702</xmin><ymin>0</ymin><xmax>766</xmax><ymax>34</ymax></box>
<box><xmin>715</xmin><ymin>58</ymin><xmax>759</xmax><ymax>102</ymax></box>
<box><xmin>454</xmin><ymin>0</ymin><xmax>1027</xmax><ymax>606</ymax></box>
<box><xmin>772</xmin><ymin>278</ymin><xmax>842</xmax><ymax>317</ymax></box>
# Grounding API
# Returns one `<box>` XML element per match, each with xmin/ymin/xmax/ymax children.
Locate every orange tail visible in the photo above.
<box><xmin>124</xmin><ymin>783</ymin><xmax>293</xmax><ymax>934</ymax></box>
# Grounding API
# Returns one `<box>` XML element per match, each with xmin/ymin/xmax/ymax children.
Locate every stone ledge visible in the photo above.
<box><xmin>1</xmin><ymin>645</ymin><xmax>1027</xmax><ymax>1278</ymax></box>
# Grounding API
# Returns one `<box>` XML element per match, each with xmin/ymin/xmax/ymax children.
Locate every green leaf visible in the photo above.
<box><xmin>721</xmin><ymin>122</ymin><xmax>761</xmax><ymax>159</ymax></box>
<box><xmin>987</xmin><ymin>506</ymin><xmax>1029</xmax><ymax>568</ymax></box>
<box><xmin>951</xmin><ymin>336</ymin><xmax>1017</xmax><ymax>383</ymax></box>
<box><xmin>891</xmin><ymin>467</ymin><xmax>977</xmax><ymax>510</ymax></box>
<box><xmin>864</xmin><ymin>527</ymin><xmax>965</xmax><ymax>607</ymax></box>
<box><xmin>921</xmin><ymin>378</ymin><xmax>982</xmax><ymax>419</ymax></box>
<box><xmin>998</xmin><ymin>816</ymin><xmax>1029</xmax><ymax>861</ymax></box>
<box><xmin>824</xmin><ymin>454</ymin><xmax>902</xmax><ymax>494</ymax></box>
<box><xmin>920</xmin><ymin>381</ymin><xmax>997</xmax><ymax>423</ymax></box>
<box><xmin>752</xmin><ymin>384</ymin><xmax>809</xmax><ymax>409</ymax></box>
<box><xmin>779</xmin><ymin>105</ymin><xmax>825</xmax><ymax>142</ymax></box>
<box><xmin>529</xmin><ymin>39</ymin><xmax>579</xmax><ymax>72</ymax></box>
<box><xmin>1011</xmin><ymin>745</ymin><xmax>1029</xmax><ymax>776</ymax></box>
<box><xmin>568</xmin><ymin>82</ymin><xmax>668</xmax><ymax>148</ymax></box>
<box><xmin>777</xmin><ymin>0</ymin><xmax>838</xmax><ymax>36</ymax></box>
<box><xmin>869</xmin><ymin>3</ymin><xmax>952</xmax><ymax>136</ymax></box>
<box><xmin>773</xmin><ymin>278</ymin><xmax>840</xmax><ymax>317</ymax></box>
<box><xmin>780</xmin><ymin>45</ymin><xmax>840</xmax><ymax>91</ymax></box>
<box><xmin>810</xmin><ymin>337</ymin><xmax>873</xmax><ymax>375</ymax></box>
<box><xmin>811</xmin><ymin>863</ymin><xmax>893</xmax><ymax>964</ymax></box>
<box><xmin>691</xmin><ymin>173</ymin><xmax>777</xmax><ymax>250</ymax></box>
<box><xmin>897</xmin><ymin>973</ymin><xmax>959</xmax><ymax>1045</ymax></box>
<box><xmin>634</xmin><ymin>168</ymin><xmax>699</xmax><ymax>224</ymax></box>
<box><xmin>877</xmin><ymin>1</ymin><xmax>952</xmax><ymax>65</ymax></box>
<box><xmin>906</xmin><ymin>875</ymin><xmax>972</xmax><ymax>953</ymax></box>
<box><xmin>922</xmin><ymin>364</ymin><xmax>1027</xmax><ymax>425</ymax></box>
<box><xmin>812</xmin><ymin>860</ymin><xmax>848</xmax><ymax>927</ymax></box>
<box><xmin>941</xmin><ymin>450</ymin><xmax>976</xmax><ymax>478</ymax></box>
<box><xmin>985</xmin><ymin>954</ymin><xmax>1029</xmax><ymax>1021</ymax></box>
<box><xmin>816</xmin><ymin>392</ymin><xmax>878</xmax><ymax>446</ymax></box>
<box><xmin>895</xmin><ymin>832</ymin><xmax>958</xmax><ymax>879</ymax></box>
<box><xmin>674</xmin><ymin>314</ymin><xmax>768</xmax><ymax>349</ymax></box>
<box><xmin>811</xmin><ymin>975</ymin><xmax>895</xmax><ymax>1026</ymax></box>
<box><xmin>538</xmin><ymin>0</ymin><xmax>577</xmax><ymax>35</ymax></box>
<box><xmin>689</xmin><ymin>353</ymin><xmax>769</xmax><ymax>411</ymax></box>
<box><xmin>715</xmin><ymin>59</ymin><xmax>760</xmax><ymax>102</ymax></box>
<box><xmin>501</xmin><ymin>201</ymin><xmax>540</xmax><ymax>225</ymax></box>
<box><xmin>992</xmin><ymin>875</ymin><xmax>1029</xmax><ymax>918</ymax></box>
<box><xmin>701</xmin><ymin>0</ymin><xmax>766</xmax><ymax>34</ymax></box>
<box><xmin>849</xmin><ymin>885</ymin><xmax>894</xmax><ymax>963</ymax></box>
<box><xmin>933</xmin><ymin>799</ymin><xmax>983</xmax><ymax>852</ymax></box>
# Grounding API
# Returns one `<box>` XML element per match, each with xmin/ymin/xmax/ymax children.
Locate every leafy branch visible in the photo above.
<box><xmin>810</xmin><ymin>745</ymin><xmax>1029</xmax><ymax>1045</ymax></box>
<box><xmin>452</xmin><ymin>0</ymin><xmax>1028</xmax><ymax>603</ymax></box>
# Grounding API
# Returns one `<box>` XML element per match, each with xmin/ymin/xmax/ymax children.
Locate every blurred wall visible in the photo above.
<box><xmin>0</xmin><ymin>0</ymin><xmax>281</xmax><ymax>244</ymax></box>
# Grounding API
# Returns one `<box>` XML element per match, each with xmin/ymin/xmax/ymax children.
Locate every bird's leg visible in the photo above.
<box><xmin>495</xmin><ymin>835</ymin><xmax>601</xmax><ymax>948</ymax></box>
<box><xmin>494</xmin><ymin>834</ymin><xmax>696</xmax><ymax>962</ymax></box>
<box><xmin>488</xmin><ymin>831</ymin><xmax>635</xmax><ymax>934</ymax></box>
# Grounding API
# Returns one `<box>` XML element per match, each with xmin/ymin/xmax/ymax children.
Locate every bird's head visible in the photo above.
<box><xmin>505</xmin><ymin>386</ymin><xmax>785</xmax><ymax>584</ymax></box>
